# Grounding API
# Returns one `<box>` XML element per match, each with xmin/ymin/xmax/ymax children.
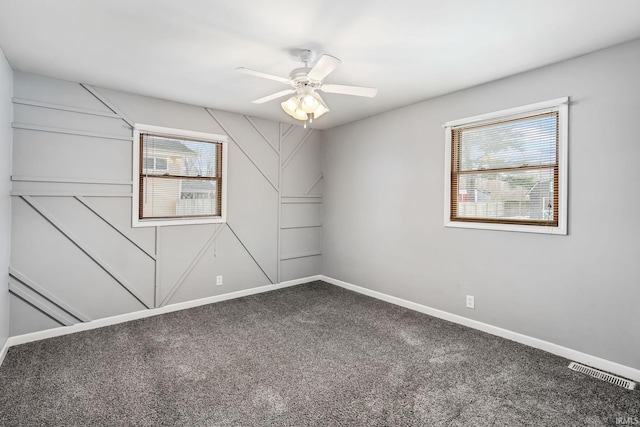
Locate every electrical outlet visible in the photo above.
<box><xmin>216</xmin><ymin>275</ymin><xmax>223</xmax><ymax>286</ymax></box>
<box><xmin>466</xmin><ymin>295</ymin><xmax>475</xmax><ymax>309</ymax></box>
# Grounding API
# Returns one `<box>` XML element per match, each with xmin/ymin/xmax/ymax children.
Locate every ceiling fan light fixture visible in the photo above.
<box><xmin>300</xmin><ymin>93</ymin><xmax>320</xmax><ymax>113</ymax></box>
<box><xmin>312</xmin><ymin>103</ymin><xmax>329</xmax><ymax>118</ymax></box>
<box><xmin>292</xmin><ymin>108</ymin><xmax>308</xmax><ymax>121</ymax></box>
<box><xmin>307</xmin><ymin>92</ymin><xmax>329</xmax><ymax>118</ymax></box>
<box><xmin>241</xmin><ymin>50</ymin><xmax>377</xmax><ymax>125</ymax></box>
<box><xmin>281</xmin><ymin>96</ymin><xmax>299</xmax><ymax>116</ymax></box>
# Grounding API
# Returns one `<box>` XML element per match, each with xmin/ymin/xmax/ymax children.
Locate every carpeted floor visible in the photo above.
<box><xmin>0</xmin><ymin>281</ymin><xmax>638</xmax><ymax>426</ymax></box>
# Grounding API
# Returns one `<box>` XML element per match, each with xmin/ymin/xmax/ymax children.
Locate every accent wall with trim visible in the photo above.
<box><xmin>9</xmin><ymin>72</ymin><xmax>322</xmax><ymax>336</ymax></box>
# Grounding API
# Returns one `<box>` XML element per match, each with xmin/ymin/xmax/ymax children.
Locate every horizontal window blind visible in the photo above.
<box><xmin>451</xmin><ymin>111</ymin><xmax>559</xmax><ymax>226</ymax></box>
<box><xmin>140</xmin><ymin>133</ymin><xmax>223</xmax><ymax>220</ymax></box>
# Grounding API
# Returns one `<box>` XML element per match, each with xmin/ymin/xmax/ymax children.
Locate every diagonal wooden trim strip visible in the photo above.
<box><xmin>80</xmin><ymin>84</ymin><xmax>135</xmax><ymax>129</ymax></box>
<box><xmin>304</xmin><ymin>175</ymin><xmax>323</xmax><ymax>195</ymax></box>
<box><xmin>161</xmin><ymin>224</ymin><xmax>227</xmax><ymax>306</ymax></box>
<box><xmin>226</xmin><ymin>223</ymin><xmax>275</xmax><ymax>284</ymax></box>
<box><xmin>282</xmin><ymin>129</ymin><xmax>314</xmax><ymax>170</ymax></box>
<box><xmin>20</xmin><ymin>196</ymin><xmax>151</xmax><ymax>309</ymax></box>
<box><xmin>9</xmin><ymin>282</ymin><xmax>75</xmax><ymax>327</ymax></box>
<box><xmin>206</xmin><ymin>109</ymin><xmax>279</xmax><ymax>192</ymax></box>
<box><xmin>75</xmin><ymin>196</ymin><xmax>156</xmax><ymax>261</ymax></box>
<box><xmin>9</xmin><ymin>267</ymin><xmax>91</xmax><ymax>322</ymax></box>
<box><xmin>282</xmin><ymin>124</ymin><xmax>295</xmax><ymax>140</ymax></box>
<box><xmin>245</xmin><ymin>116</ymin><xmax>279</xmax><ymax>155</ymax></box>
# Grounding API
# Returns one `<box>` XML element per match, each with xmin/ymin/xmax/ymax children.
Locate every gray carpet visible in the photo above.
<box><xmin>0</xmin><ymin>281</ymin><xmax>638</xmax><ymax>426</ymax></box>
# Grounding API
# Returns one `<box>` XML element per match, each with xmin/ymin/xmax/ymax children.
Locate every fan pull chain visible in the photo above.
<box><xmin>304</xmin><ymin>113</ymin><xmax>314</xmax><ymax>129</ymax></box>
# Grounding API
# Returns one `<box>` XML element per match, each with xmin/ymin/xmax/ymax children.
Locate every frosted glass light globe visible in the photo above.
<box><xmin>293</xmin><ymin>108</ymin><xmax>308</xmax><ymax>120</ymax></box>
<box><xmin>281</xmin><ymin>96</ymin><xmax>299</xmax><ymax>116</ymax></box>
<box><xmin>301</xmin><ymin>93</ymin><xmax>319</xmax><ymax>113</ymax></box>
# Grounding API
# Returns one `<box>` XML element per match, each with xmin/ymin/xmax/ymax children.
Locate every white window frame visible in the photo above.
<box><xmin>443</xmin><ymin>97</ymin><xmax>569</xmax><ymax>235</ymax></box>
<box><xmin>132</xmin><ymin>124</ymin><xmax>228</xmax><ymax>228</ymax></box>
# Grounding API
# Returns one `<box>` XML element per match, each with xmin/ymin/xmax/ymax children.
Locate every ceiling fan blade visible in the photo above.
<box><xmin>307</xmin><ymin>55</ymin><xmax>341</xmax><ymax>81</ymax></box>
<box><xmin>236</xmin><ymin>67</ymin><xmax>290</xmax><ymax>84</ymax></box>
<box><xmin>320</xmin><ymin>84</ymin><xmax>378</xmax><ymax>97</ymax></box>
<box><xmin>252</xmin><ymin>89</ymin><xmax>295</xmax><ymax>104</ymax></box>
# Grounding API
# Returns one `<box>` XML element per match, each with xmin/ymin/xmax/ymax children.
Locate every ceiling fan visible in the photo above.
<box><xmin>237</xmin><ymin>49</ymin><xmax>377</xmax><ymax>126</ymax></box>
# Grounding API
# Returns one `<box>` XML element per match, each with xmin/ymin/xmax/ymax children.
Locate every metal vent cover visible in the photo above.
<box><xmin>568</xmin><ymin>362</ymin><xmax>636</xmax><ymax>390</ymax></box>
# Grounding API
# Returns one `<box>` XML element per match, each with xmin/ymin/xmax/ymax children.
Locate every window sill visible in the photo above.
<box><xmin>445</xmin><ymin>220</ymin><xmax>567</xmax><ymax>235</ymax></box>
<box><xmin>133</xmin><ymin>216</ymin><xmax>226</xmax><ymax>228</ymax></box>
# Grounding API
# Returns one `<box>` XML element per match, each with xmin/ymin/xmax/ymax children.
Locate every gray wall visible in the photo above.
<box><xmin>9</xmin><ymin>72</ymin><xmax>322</xmax><ymax>336</ymax></box>
<box><xmin>6</xmin><ymin>40</ymin><xmax>638</xmax><ymax>371</ymax></box>
<box><xmin>0</xmin><ymin>48</ymin><xmax>12</xmax><ymax>349</ymax></box>
<box><xmin>322</xmin><ymin>39</ymin><xmax>640</xmax><ymax>369</ymax></box>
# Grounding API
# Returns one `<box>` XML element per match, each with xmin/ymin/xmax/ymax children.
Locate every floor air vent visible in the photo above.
<box><xmin>568</xmin><ymin>362</ymin><xmax>636</xmax><ymax>390</ymax></box>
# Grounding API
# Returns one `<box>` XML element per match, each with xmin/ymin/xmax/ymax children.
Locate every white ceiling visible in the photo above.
<box><xmin>1</xmin><ymin>0</ymin><xmax>639</xmax><ymax>130</ymax></box>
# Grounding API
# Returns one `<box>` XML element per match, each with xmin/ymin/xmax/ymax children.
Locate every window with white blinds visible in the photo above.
<box><xmin>444</xmin><ymin>98</ymin><xmax>568</xmax><ymax>234</ymax></box>
<box><xmin>132</xmin><ymin>125</ymin><xmax>227</xmax><ymax>227</ymax></box>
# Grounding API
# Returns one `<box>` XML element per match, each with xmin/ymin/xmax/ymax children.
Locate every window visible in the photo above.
<box><xmin>133</xmin><ymin>124</ymin><xmax>228</xmax><ymax>227</ymax></box>
<box><xmin>444</xmin><ymin>98</ymin><xmax>568</xmax><ymax>234</ymax></box>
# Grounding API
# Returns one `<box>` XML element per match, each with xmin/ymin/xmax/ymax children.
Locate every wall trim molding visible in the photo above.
<box><xmin>319</xmin><ymin>275</ymin><xmax>640</xmax><ymax>383</ymax></box>
<box><xmin>5</xmin><ymin>275</ymin><xmax>321</xmax><ymax>350</ymax></box>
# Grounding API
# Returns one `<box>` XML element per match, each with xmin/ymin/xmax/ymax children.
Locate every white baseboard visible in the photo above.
<box><xmin>6</xmin><ymin>273</ymin><xmax>638</xmax><ymax>384</ymax></box>
<box><xmin>320</xmin><ymin>275</ymin><xmax>640</xmax><ymax>383</ymax></box>
<box><xmin>6</xmin><ymin>275</ymin><xmax>322</xmax><ymax>348</ymax></box>
<box><xmin>0</xmin><ymin>338</ymin><xmax>8</xmax><ymax>367</ymax></box>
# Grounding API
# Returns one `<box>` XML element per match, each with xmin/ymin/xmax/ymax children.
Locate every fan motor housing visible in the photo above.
<box><xmin>289</xmin><ymin>67</ymin><xmax>321</xmax><ymax>90</ymax></box>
